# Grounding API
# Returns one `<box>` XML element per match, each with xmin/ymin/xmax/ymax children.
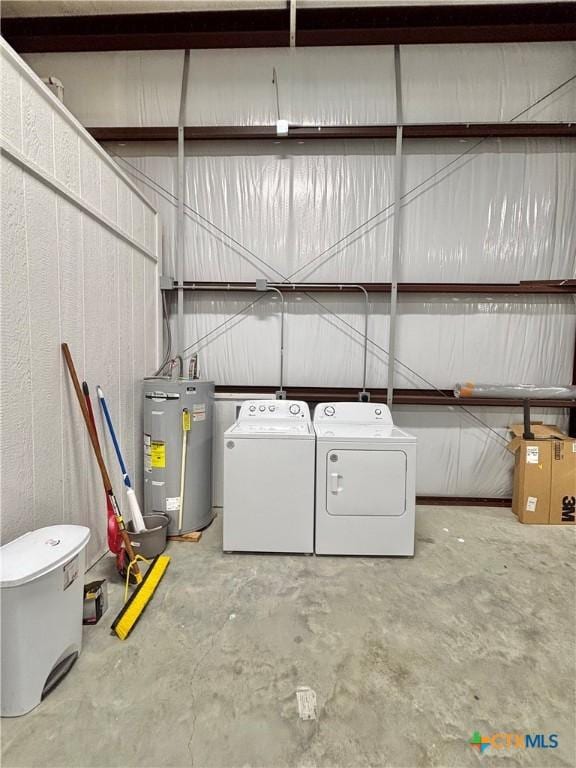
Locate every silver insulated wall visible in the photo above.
<box><xmin>143</xmin><ymin>378</ymin><xmax>214</xmax><ymax>535</ymax></box>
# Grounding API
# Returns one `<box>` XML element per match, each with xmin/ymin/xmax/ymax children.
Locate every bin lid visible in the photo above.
<box><xmin>0</xmin><ymin>525</ymin><xmax>91</xmax><ymax>588</ymax></box>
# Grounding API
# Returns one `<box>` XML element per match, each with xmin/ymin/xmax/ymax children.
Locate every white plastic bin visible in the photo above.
<box><xmin>0</xmin><ymin>525</ymin><xmax>90</xmax><ymax>717</ymax></box>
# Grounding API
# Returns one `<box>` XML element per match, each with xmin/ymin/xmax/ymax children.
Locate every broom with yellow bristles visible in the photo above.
<box><xmin>62</xmin><ymin>343</ymin><xmax>170</xmax><ymax>640</ymax></box>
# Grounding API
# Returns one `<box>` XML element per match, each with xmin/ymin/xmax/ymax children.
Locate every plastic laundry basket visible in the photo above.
<box><xmin>0</xmin><ymin>525</ymin><xmax>90</xmax><ymax>717</ymax></box>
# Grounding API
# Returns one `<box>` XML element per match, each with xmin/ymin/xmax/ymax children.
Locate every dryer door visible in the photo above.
<box><xmin>326</xmin><ymin>450</ymin><xmax>406</xmax><ymax>516</ymax></box>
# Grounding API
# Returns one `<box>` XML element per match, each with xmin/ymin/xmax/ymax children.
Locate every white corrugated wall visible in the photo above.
<box><xmin>0</xmin><ymin>40</ymin><xmax>159</xmax><ymax>564</ymax></box>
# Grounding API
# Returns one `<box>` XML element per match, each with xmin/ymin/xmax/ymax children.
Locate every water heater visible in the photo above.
<box><xmin>143</xmin><ymin>377</ymin><xmax>214</xmax><ymax>535</ymax></box>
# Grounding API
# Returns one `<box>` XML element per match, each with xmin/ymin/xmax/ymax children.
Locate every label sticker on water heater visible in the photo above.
<box><xmin>151</xmin><ymin>441</ymin><xmax>166</xmax><ymax>468</ymax></box>
<box><xmin>192</xmin><ymin>403</ymin><xmax>206</xmax><ymax>422</ymax></box>
<box><xmin>144</xmin><ymin>434</ymin><xmax>152</xmax><ymax>472</ymax></box>
<box><xmin>526</xmin><ymin>446</ymin><xmax>539</xmax><ymax>464</ymax></box>
<box><xmin>166</xmin><ymin>496</ymin><xmax>180</xmax><ymax>512</ymax></box>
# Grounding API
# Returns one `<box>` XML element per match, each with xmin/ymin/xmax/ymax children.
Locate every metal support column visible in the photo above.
<box><xmin>177</xmin><ymin>50</ymin><xmax>190</xmax><ymax>359</ymax></box>
<box><xmin>289</xmin><ymin>0</ymin><xmax>297</xmax><ymax>47</ymax></box>
<box><xmin>387</xmin><ymin>45</ymin><xmax>403</xmax><ymax>408</ymax></box>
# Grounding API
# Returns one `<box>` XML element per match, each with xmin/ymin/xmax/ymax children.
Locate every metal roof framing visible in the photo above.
<box><xmin>177</xmin><ymin>281</ymin><xmax>576</xmax><ymax>295</ymax></box>
<box><xmin>89</xmin><ymin>124</ymin><xmax>576</xmax><ymax>142</ymax></box>
<box><xmin>211</xmin><ymin>385</ymin><xmax>576</xmax><ymax>410</ymax></box>
<box><xmin>3</xmin><ymin>2</ymin><xmax>576</xmax><ymax>51</ymax></box>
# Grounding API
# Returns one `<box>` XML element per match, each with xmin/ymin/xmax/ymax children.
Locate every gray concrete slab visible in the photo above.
<box><xmin>2</xmin><ymin>506</ymin><xmax>575</xmax><ymax>768</ymax></box>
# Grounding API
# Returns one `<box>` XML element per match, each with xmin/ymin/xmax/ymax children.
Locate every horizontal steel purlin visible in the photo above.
<box><xmin>91</xmin><ymin>124</ymin><xmax>576</xmax><ymax>142</ymax></box>
<box><xmin>4</xmin><ymin>3</ymin><xmax>576</xmax><ymax>51</ymax></box>
<box><xmin>213</xmin><ymin>385</ymin><xmax>576</xmax><ymax>409</ymax></box>
<box><xmin>167</xmin><ymin>281</ymin><xmax>576</xmax><ymax>295</ymax></box>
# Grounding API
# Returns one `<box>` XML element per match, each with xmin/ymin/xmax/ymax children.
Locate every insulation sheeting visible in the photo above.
<box><xmin>105</xmin><ymin>138</ymin><xmax>575</xmax><ymax>504</ymax></box>
<box><xmin>23</xmin><ymin>50</ymin><xmax>184</xmax><ymax>127</ymax></box>
<box><xmin>176</xmin><ymin>291</ymin><xmax>574</xmax><ymax>498</ymax></box>
<box><xmin>23</xmin><ymin>43</ymin><xmax>576</xmax><ymax>127</ymax></box>
<box><xmin>184</xmin><ymin>47</ymin><xmax>397</xmax><ymax>126</ymax></box>
<box><xmin>0</xmin><ymin>40</ymin><xmax>159</xmax><ymax>564</ymax></box>
<box><xmin>7</xmin><ymin>0</ymin><xmax>555</xmax><ymax>16</ymax></box>
<box><xmin>18</xmin><ymin>42</ymin><xmax>576</xmax><ymax>502</ymax></box>
<box><xmin>402</xmin><ymin>43</ymin><xmax>576</xmax><ymax>123</ymax></box>
<box><xmin>175</xmin><ymin>293</ymin><xmax>576</xmax><ymax>390</ymax></box>
<box><xmin>392</xmin><ymin>406</ymin><xmax>569</xmax><ymax>497</ymax></box>
<box><xmin>110</xmin><ymin>139</ymin><xmax>576</xmax><ymax>282</ymax></box>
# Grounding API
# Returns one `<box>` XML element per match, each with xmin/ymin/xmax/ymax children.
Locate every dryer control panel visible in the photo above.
<box><xmin>238</xmin><ymin>400</ymin><xmax>311</xmax><ymax>421</ymax></box>
<box><xmin>314</xmin><ymin>402</ymin><xmax>393</xmax><ymax>424</ymax></box>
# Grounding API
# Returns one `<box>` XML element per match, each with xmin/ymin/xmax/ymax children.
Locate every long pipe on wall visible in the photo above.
<box><xmin>172</xmin><ymin>281</ymin><xmax>370</xmax><ymax>400</ymax></box>
<box><xmin>388</xmin><ymin>44</ymin><xmax>404</xmax><ymax>408</ymax></box>
<box><xmin>176</xmin><ymin>50</ymin><xmax>190</xmax><ymax>363</ymax></box>
<box><xmin>269</xmin><ymin>283</ymin><xmax>370</xmax><ymax>399</ymax></box>
<box><xmin>176</xmin><ymin>284</ymin><xmax>286</xmax><ymax>396</ymax></box>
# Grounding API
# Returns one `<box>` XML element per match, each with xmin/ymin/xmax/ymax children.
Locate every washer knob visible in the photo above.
<box><xmin>249</xmin><ymin>405</ymin><xmax>256</xmax><ymax>412</ymax></box>
<box><xmin>259</xmin><ymin>405</ymin><xmax>266</xmax><ymax>412</ymax></box>
<box><xmin>324</xmin><ymin>406</ymin><xmax>335</xmax><ymax>416</ymax></box>
<box><xmin>269</xmin><ymin>405</ymin><xmax>276</xmax><ymax>412</ymax></box>
<box><xmin>289</xmin><ymin>404</ymin><xmax>300</xmax><ymax>415</ymax></box>
<box><xmin>375</xmin><ymin>408</ymin><xmax>382</xmax><ymax>416</ymax></box>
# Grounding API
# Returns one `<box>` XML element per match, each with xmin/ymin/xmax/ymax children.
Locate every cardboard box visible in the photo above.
<box><xmin>508</xmin><ymin>424</ymin><xmax>576</xmax><ymax>525</ymax></box>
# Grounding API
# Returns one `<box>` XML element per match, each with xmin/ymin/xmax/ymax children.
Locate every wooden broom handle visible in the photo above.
<box><xmin>62</xmin><ymin>343</ymin><xmax>113</xmax><ymax>492</ymax></box>
<box><xmin>62</xmin><ymin>344</ymin><xmax>141</xmax><ymax>575</ymax></box>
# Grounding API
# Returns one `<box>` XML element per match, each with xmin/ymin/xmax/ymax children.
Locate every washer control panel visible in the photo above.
<box><xmin>314</xmin><ymin>402</ymin><xmax>393</xmax><ymax>424</ymax></box>
<box><xmin>239</xmin><ymin>400</ymin><xmax>311</xmax><ymax>421</ymax></box>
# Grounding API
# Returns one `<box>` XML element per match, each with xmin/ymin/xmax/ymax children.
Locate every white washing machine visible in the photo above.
<box><xmin>314</xmin><ymin>402</ymin><xmax>417</xmax><ymax>556</ymax></box>
<box><xmin>223</xmin><ymin>400</ymin><xmax>315</xmax><ymax>553</ymax></box>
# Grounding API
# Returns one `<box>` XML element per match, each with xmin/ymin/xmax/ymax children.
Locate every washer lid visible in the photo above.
<box><xmin>314</xmin><ymin>423</ymin><xmax>416</xmax><ymax>441</ymax></box>
<box><xmin>0</xmin><ymin>525</ymin><xmax>91</xmax><ymax>588</ymax></box>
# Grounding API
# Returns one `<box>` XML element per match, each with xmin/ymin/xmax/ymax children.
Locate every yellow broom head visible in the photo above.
<box><xmin>111</xmin><ymin>555</ymin><xmax>171</xmax><ymax>640</ymax></box>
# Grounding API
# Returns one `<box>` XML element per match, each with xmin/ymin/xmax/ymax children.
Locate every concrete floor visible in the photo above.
<box><xmin>2</xmin><ymin>506</ymin><xmax>575</xmax><ymax>768</ymax></box>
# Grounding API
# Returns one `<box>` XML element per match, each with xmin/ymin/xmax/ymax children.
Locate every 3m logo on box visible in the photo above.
<box><xmin>562</xmin><ymin>496</ymin><xmax>576</xmax><ymax>523</ymax></box>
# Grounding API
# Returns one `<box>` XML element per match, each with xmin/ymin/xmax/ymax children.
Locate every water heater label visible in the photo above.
<box><xmin>526</xmin><ymin>446</ymin><xmax>539</xmax><ymax>464</ymax></box>
<box><xmin>192</xmin><ymin>403</ymin><xmax>206</xmax><ymax>422</ymax></box>
<box><xmin>166</xmin><ymin>496</ymin><xmax>180</xmax><ymax>512</ymax></box>
<box><xmin>144</xmin><ymin>433</ymin><xmax>152</xmax><ymax>472</ymax></box>
<box><xmin>151</xmin><ymin>441</ymin><xmax>166</xmax><ymax>468</ymax></box>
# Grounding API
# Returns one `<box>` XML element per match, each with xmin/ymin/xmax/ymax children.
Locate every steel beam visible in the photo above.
<box><xmin>416</xmin><ymin>496</ymin><xmax>512</xmax><ymax>507</ymax></box>
<box><xmin>212</xmin><ymin>385</ymin><xmax>576</xmax><ymax>409</ymax></box>
<box><xmin>570</xmin><ymin>316</ymin><xmax>576</xmax><ymax>437</ymax></box>
<box><xmin>4</xmin><ymin>3</ymin><xmax>576</xmax><ymax>51</ymax></box>
<box><xmin>91</xmin><ymin>124</ymin><xmax>576</xmax><ymax>143</ymax></box>
<box><xmin>172</xmin><ymin>281</ymin><xmax>576</xmax><ymax>295</ymax></box>
<box><xmin>176</xmin><ymin>51</ymin><xmax>190</xmax><ymax>360</ymax></box>
<box><xmin>387</xmin><ymin>45</ymin><xmax>403</xmax><ymax>409</ymax></box>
